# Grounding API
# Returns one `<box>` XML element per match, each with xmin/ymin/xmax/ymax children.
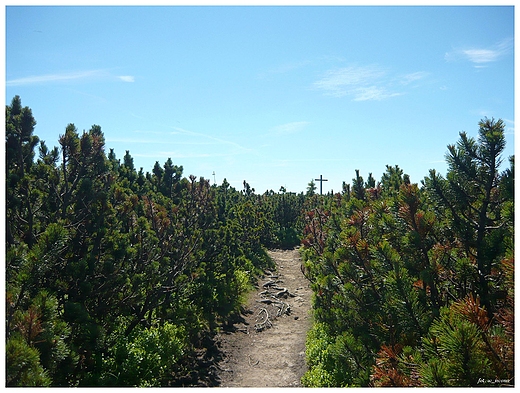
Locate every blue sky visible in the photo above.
<box><xmin>5</xmin><ymin>5</ymin><xmax>515</xmax><ymax>194</ymax></box>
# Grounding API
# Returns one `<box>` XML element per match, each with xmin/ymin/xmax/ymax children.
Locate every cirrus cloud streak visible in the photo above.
<box><xmin>445</xmin><ymin>37</ymin><xmax>513</xmax><ymax>67</ymax></box>
<box><xmin>313</xmin><ymin>65</ymin><xmax>427</xmax><ymax>101</ymax></box>
<box><xmin>6</xmin><ymin>69</ymin><xmax>135</xmax><ymax>86</ymax></box>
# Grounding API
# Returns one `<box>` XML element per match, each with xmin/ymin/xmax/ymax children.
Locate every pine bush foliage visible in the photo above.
<box><xmin>301</xmin><ymin>118</ymin><xmax>514</xmax><ymax>387</ymax></box>
<box><xmin>5</xmin><ymin>96</ymin><xmax>303</xmax><ymax>386</ymax></box>
<box><xmin>5</xmin><ymin>97</ymin><xmax>513</xmax><ymax>387</ymax></box>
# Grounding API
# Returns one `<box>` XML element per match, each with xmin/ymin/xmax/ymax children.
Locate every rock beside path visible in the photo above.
<box><xmin>216</xmin><ymin>248</ymin><xmax>312</xmax><ymax>387</ymax></box>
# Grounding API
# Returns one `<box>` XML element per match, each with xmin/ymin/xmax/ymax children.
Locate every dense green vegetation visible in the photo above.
<box><xmin>5</xmin><ymin>96</ymin><xmax>303</xmax><ymax>386</ymax></box>
<box><xmin>300</xmin><ymin>118</ymin><xmax>514</xmax><ymax>387</ymax></box>
<box><xmin>5</xmin><ymin>96</ymin><xmax>514</xmax><ymax>387</ymax></box>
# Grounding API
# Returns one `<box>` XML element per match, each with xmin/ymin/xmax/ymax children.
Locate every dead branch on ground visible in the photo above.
<box><xmin>254</xmin><ymin>307</ymin><xmax>272</xmax><ymax>332</ymax></box>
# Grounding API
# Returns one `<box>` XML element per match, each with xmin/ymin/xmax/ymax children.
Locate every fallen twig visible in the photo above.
<box><xmin>254</xmin><ymin>307</ymin><xmax>272</xmax><ymax>332</ymax></box>
<box><xmin>275</xmin><ymin>301</ymin><xmax>291</xmax><ymax>317</ymax></box>
<box><xmin>248</xmin><ymin>355</ymin><xmax>259</xmax><ymax>367</ymax></box>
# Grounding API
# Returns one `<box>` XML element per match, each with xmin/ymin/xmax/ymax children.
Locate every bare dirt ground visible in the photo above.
<box><xmin>215</xmin><ymin>248</ymin><xmax>313</xmax><ymax>387</ymax></box>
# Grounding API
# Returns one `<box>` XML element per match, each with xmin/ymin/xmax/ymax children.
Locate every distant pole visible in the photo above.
<box><xmin>315</xmin><ymin>175</ymin><xmax>328</xmax><ymax>195</ymax></box>
<box><xmin>212</xmin><ymin>171</ymin><xmax>216</xmax><ymax>185</ymax></box>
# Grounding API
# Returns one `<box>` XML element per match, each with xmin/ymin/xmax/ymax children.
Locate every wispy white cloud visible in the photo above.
<box><xmin>140</xmin><ymin>151</ymin><xmax>216</xmax><ymax>159</ymax></box>
<box><xmin>6</xmin><ymin>69</ymin><xmax>136</xmax><ymax>86</ymax></box>
<box><xmin>313</xmin><ymin>65</ymin><xmax>386</xmax><ymax>98</ymax></box>
<box><xmin>503</xmin><ymin>118</ymin><xmax>515</xmax><ymax>135</ymax></box>
<box><xmin>352</xmin><ymin>86</ymin><xmax>402</xmax><ymax>102</ymax></box>
<box><xmin>133</xmin><ymin>130</ymin><xmax>172</xmax><ymax>136</ymax></box>
<box><xmin>131</xmin><ymin>151</ymin><xmax>221</xmax><ymax>160</ymax></box>
<box><xmin>398</xmin><ymin>71</ymin><xmax>429</xmax><ymax>85</ymax></box>
<box><xmin>169</xmin><ymin>126</ymin><xmax>254</xmax><ymax>157</ymax></box>
<box><xmin>6</xmin><ymin>70</ymin><xmax>105</xmax><ymax>86</ymax></box>
<box><xmin>106</xmin><ymin>136</ymin><xmax>218</xmax><ymax>146</ymax></box>
<box><xmin>106</xmin><ymin>137</ymin><xmax>164</xmax><ymax>144</ymax></box>
<box><xmin>463</xmin><ymin>48</ymin><xmax>500</xmax><ymax>63</ymax></box>
<box><xmin>118</xmin><ymin>75</ymin><xmax>135</xmax><ymax>82</ymax></box>
<box><xmin>445</xmin><ymin>37</ymin><xmax>513</xmax><ymax>67</ymax></box>
<box><xmin>313</xmin><ymin>65</ymin><xmax>425</xmax><ymax>101</ymax></box>
<box><xmin>109</xmin><ymin>126</ymin><xmax>253</xmax><ymax>162</ymax></box>
<box><xmin>269</xmin><ymin>121</ymin><xmax>310</xmax><ymax>136</ymax></box>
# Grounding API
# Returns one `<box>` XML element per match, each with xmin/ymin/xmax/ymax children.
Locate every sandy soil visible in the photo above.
<box><xmin>215</xmin><ymin>248</ymin><xmax>313</xmax><ymax>387</ymax></box>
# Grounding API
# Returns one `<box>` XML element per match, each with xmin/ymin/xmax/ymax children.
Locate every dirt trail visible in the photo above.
<box><xmin>216</xmin><ymin>248</ymin><xmax>312</xmax><ymax>387</ymax></box>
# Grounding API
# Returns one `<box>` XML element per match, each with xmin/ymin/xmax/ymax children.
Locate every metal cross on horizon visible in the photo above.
<box><xmin>315</xmin><ymin>174</ymin><xmax>328</xmax><ymax>195</ymax></box>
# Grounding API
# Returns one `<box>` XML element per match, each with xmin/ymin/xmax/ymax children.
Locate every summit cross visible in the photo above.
<box><xmin>315</xmin><ymin>175</ymin><xmax>328</xmax><ymax>195</ymax></box>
